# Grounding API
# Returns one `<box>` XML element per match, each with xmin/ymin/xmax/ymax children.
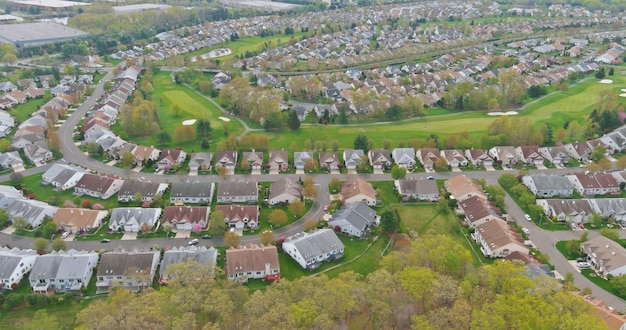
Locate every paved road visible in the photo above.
<box><xmin>1</xmin><ymin>69</ymin><xmax>625</xmax><ymax>310</ymax></box>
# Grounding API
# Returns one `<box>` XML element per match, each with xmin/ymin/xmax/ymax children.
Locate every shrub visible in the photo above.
<box><xmin>80</xmin><ymin>200</ymin><xmax>93</xmax><ymax>209</ymax></box>
<box><xmin>92</xmin><ymin>203</ymin><xmax>104</xmax><ymax>210</ymax></box>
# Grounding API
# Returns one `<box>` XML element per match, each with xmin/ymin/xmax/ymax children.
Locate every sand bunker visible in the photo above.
<box><xmin>218</xmin><ymin>117</ymin><xmax>231</xmax><ymax>122</ymax></box>
<box><xmin>182</xmin><ymin>119</ymin><xmax>197</xmax><ymax>125</ymax></box>
<box><xmin>620</xmin><ymin>93</ymin><xmax>626</xmax><ymax>97</ymax></box>
<box><xmin>487</xmin><ymin>111</ymin><xmax>519</xmax><ymax>116</ymax></box>
<box><xmin>190</xmin><ymin>48</ymin><xmax>232</xmax><ymax>62</ymax></box>
<box><xmin>599</xmin><ymin>79</ymin><xmax>613</xmax><ymax>84</ymax></box>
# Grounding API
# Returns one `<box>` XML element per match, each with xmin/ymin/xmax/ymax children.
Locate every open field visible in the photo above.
<box><xmin>0</xmin><ymin>298</ymin><xmax>100</xmax><ymax>330</ymax></box>
<box><xmin>185</xmin><ymin>33</ymin><xmax>306</xmax><ymax>62</ymax></box>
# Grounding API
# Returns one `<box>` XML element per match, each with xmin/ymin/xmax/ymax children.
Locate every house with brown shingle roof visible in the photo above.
<box><xmin>74</xmin><ymin>174</ymin><xmax>124</xmax><ymax>199</ymax></box>
<box><xmin>131</xmin><ymin>146</ymin><xmax>160</xmax><ymax>167</ymax></box>
<box><xmin>157</xmin><ymin>148</ymin><xmax>187</xmax><ymax>171</ymax></box>
<box><xmin>367</xmin><ymin>149</ymin><xmax>391</xmax><ymax>170</ymax></box>
<box><xmin>566</xmin><ymin>172</ymin><xmax>620</xmax><ymax>196</ymax></box>
<box><xmin>267</xmin><ymin>150</ymin><xmax>289</xmax><ymax>172</ymax></box>
<box><xmin>216</xmin><ymin>179</ymin><xmax>258</xmax><ymax>204</ymax></box>
<box><xmin>215</xmin><ymin>150</ymin><xmax>238</xmax><ymax>171</ymax></box>
<box><xmin>458</xmin><ymin>195</ymin><xmax>504</xmax><ymax>227</ymax></box>
<box><xmin>162</xmin><ymin>206</ymin><xmax>210</xmax><ymax>231</ymax></box>
<box><xmin>241</xmin><ymin>151</ymin><xmax>263</xmax><ymax>170</ymax></box>
<box><xmin>340</xmin><ymin>176</ymin><xmax>377</xmax><ymax>206</ymax></box>
<box><xmin>441</xmin><ymin>149</ymin><xmax>468</xmax><ymax>168</ymax></box>
<box><xmin>515</xmin><ymin>146</ymin><xmax>544</xmax><ymax>166</ymax></box>
<box><xmin>581</xmin><ymin>236</ymin><xmax>626</xmax><ymax>279</ymax></box>
<box><xmin>488</xmin><ymin>146</ymin><xmax>518</xmax><ymax>168</ymax></box>
<box><xmin>268</xmin><ymin>177</ymin><xmax>302</xmax><ymax>206</ymax></box>
<box><xmin>319</xmin><ymin>152</ymin><xmax>340</xmax><ymax>170</ymax></box>
<box><xmin>416</xmin><ymin>148</ymin><xmax>440</xmax><ymax>170</ymax></box>
<box><xmin>444</xmin><ymin>175</ymin><xmax>487</xmax><ymax>201</ymax></box>
<box><xmin>215</xmin><ymin>205</ymin><xmax>259</xmax><ymax>229</ymax></box>
<box><xmin>53</xmin><ymin>208</ymin><xmax>108</xmax><ymax>234</ymax></box>
<box><xmin>96</xmin><ymin>251</ymin><xmax>160</xmax><ymax>293</ymax></box>
<box><xmin>225</xmin><ymin>243</ymin><xmax>280</xmax><ymax>282</ymax></box>
<box><xmin>464</xmin><ymin>149</ymin><xmax>494</xmax><ymax>167</ymax></box>
<box><xmin>394</xmin><ymin>178</ymin><xmax>439</xmax><ymax>201</ymax></box>
<box><xmin>471</xmin><ymin>219</ymin><xmax>529</xmax><ymax>258</ymax></box>
<box><xmin>563</xmin><ymin>141</ymin><xmax>594</xmax><ymax>162</ymax></box>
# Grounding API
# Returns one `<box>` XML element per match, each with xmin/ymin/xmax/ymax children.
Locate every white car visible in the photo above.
<box><xmin>524</xmin><ymin>214</ymin><xmax>532</xmax><ymax>222</ymax></box>
<box><xmin>522</xmin><ymin>228</ymin><xmax>530</xmax><ymax>235</ymax></box>
<box><xmin>577</xmin><ymin>262</ymin><xmax>590</xmax><ymax>269</ymax></box>
<box><xmin>188</xmin><ymin>238</ymin><xmax>199</xmax><ymax>246</ymax></box>
<box><xmin>61</xmin><ymin>231</ymin><xmax>70</xmax><ymax>239</ymax></box>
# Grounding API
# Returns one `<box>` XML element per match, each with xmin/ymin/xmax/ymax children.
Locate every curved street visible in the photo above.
<box><xmin>0</xmin><ymin>71</ymin><xmax>625</xmax><ymax>310</ymax></box>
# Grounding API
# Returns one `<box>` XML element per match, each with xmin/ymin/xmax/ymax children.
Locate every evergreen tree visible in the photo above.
<box><xmin>287</xmin><ymin>110</ymin><xmax>300</xmax><ymax>130</ymax></box>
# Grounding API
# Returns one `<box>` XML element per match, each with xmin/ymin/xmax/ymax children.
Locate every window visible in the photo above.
<box><xmin>117</xmin><ymin>276</ymin><xmax>122</xmax><ymax>280</ymax></box>
<box><xmin>59</xmin><ymin>280</ymin><xmax>64</xmax><ymax>283</ymax></box>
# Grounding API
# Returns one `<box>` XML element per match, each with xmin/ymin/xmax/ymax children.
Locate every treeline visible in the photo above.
<box><xmin>73</xmin><ymin>235</ymin><xmax>606</xmax><ymax>330</ymax></box>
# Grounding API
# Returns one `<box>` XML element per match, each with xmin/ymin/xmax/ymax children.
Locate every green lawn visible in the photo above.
<box><xmin>0</xmin><ymin>298</ymin><xmax>99</xmax><ymax>330</ymax></box>
<box><xmin>13</xmin><ymin>98</ymin><xmax>45</xmax><ymax>123</ymax></box>
<box><xmin>185</xmin><ymin>33</ymin><xmax>307</xmax><ymax>62</ymax></box>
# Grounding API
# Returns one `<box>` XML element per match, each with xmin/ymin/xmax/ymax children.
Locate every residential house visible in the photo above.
<box><xmin>319</xmin><ymin>152</ymin><xmax>340</xmax><ymax>171</ymax></box>
<box><xmin>489</xmin><ymin>146</ymin><xmax>518</xmax><ymax>168</ymax></box>
<box><xmin>282</xmin><ymin>229</ymin><xmax>344</xmax><ymax>270</ymax></box>
<box><xmin>0</xmin><ymin>81</ymin><xmax>17</xmax><ymax>92</ymax></box>
<box><xmin>169</xmin><ymin>181</ymin><xmax>216</xmax><ymax>205</ymax></box>
<box><xmin>53</xmin><ymin>208</ymin><xmax>108</xmax><ymax>234</ymax></box>
<box><xmin>416</xmin><ymin>148</ymin><xmax>440</xmax><ymax>170</ymax></box>
<box><xmin>74</xmin><ymin>174</ymin><xmax>124</xmax><ymax>199</ymax></box>
<box><xmin>29</xmin><ymin>250</ymin><xmax>99</xmax><ymax>293</ymax></box>
<box><xmin>343</xmin><ymin>149</ymin><xmax>364</xmax><ymax>170</ymax></box>
<box><xmin>444</xmin><ymin>175</ymin><xmax>488</xmax><ymax>201</ymax></box>
<box><xmin>241</xmin><ymin>151</ymin><xmax>263</xmax><ymax>171</ymax></box>
<box><xmin>328</xmin><ymin>202</ymin><xmax>377</xmax><ymax>238</ymax></box>
<box><xmin>0</xmin><ymin>247</ymin><xmax>38</xmax><ymax>290</ymax></box>
<box><xmin>581</xmin><ymin>236</ymin><xmax>626</xmax><ymax>279</ymax></box>
<box><xmin>7</xmin><ymin>199</ymin><xmax>58</xmax><ymax>227</ymax></box>
<box><xmin>160</xmin><ymin>246</ymin><xmax>219</xmax><ymax>282</ymax></box>
<box><xmin>157</xmin><ymin>149</ymin><xmax>187</xmax><ymax>171</ymax></box>
<box><xmin>215</xmin><ymin>205</ymin><xmax>259</xmax><ymax>230</ymax></box>
<box><xmin>566</xmin><ymin>172</ymin><xmax>620</xmax><ymax>196</ymax></box>
<box><xmin>536</xmin><ymin>199</ymin><xmax>593</xmax><ymax>223</ymax></box>
<box><xmin>294</xmin><ymin>151</ymin><xmax>314</xmax><ymax>171</ymax></box>
<box><xmin>0</xmin><ymin>185</ymin><xmax>23</xmax><ymax>207</ymax></box>
<box><xmin>215</xmin><ymin>150</ymin><xmax>238</xmax><ymax>171</ymax></box>
<box><xmin>225</xmin><ymin>244</ymin><xmax>280</xmax><ymax>282</ymax></box>
<box><xmin>440</xmin><ymin>149</ymin><xmax>468</xmax><ymax>168</ymax></box>
<box><xmin>458</xmin><ymin>195</ymin><xmax>504</xmax><ymax>227</ymax></box>
<box><xmin>42</xmin><ymin>164</ymin><xmax>87</xmax><ymax>191</ymax></box>
<box><xmin>521</xmin><ymin>175</ymin><xmax>574</xmax><ymax>197</ymax></box>
<box><xmin>11</xmin><ymin>132</ymin><xmax>45</xmax><ymax>149</ymax></box>
<box><xmin>96</xmin><ymin>251</ymin><xmax>160</xmax><ymax>293</ymax></box>
<box><xmin>340</xmin><ymin>176</ymin><xmax>377</xmax><ymax>206</ymax></box>
<box><xmin>590</xmin><ymin>199</ymin><xmax>626</xmax><ymax>222</ymax></box>
<box><xmin>472</xmin><ymin>219</ymin><xmax>529</xmax><ymax>258</ymax></box>
<box><xmin>216</xmin><ymin>180</ymin><xmax>258</xmax><ymax>204</ymax></box>
<box><xmin>600</xmin><ymin>132</ymin><xmax>626</xmax><ymax>153</ymax></box>
<box><xmin>564</xmin><ymin>141</ymin><xmax>594</xmax><ymax>162</ymax></box>
<box><xmin>368</xmin><ymin>149</ymin><xmax>391</xmax><ymax>171</ymax></box>
<box><xmin>108</xmin><ymin>208</ymin><xmax>162</xmax><ymax>233</ymax></box>
<box><xmin>188</xmin><ymin>152</ymin><xmax>213</xmax><ymax>172</ymax></box>
<box><xmin>0</xmin><ymin>110</ymin><xmax>15</xmax><ymax>137</ymax></box>
<box><xmin>465</xmin><ymin>149</ymin><xmax>494</xmax><ymax>167</ymax></box>
<box><xmin>268</xmin><ymin>177</ymin><xmax>302</xmax><ymax>206</ymax></box>
<box><xmin>23</xmin><ymin>141</ymin><xmax>52</xmax><ymax>164</ymax></box>
<box><xmin>515</xmin><ymin>146</ymin><xmax>544</xmax><ymax>166</ymax></box>
<box><xmin>0</xmin><ymin>151</ymin><xmax>23</xmax><ymax>170</ymax></box>
<box><xmin>394</xmin><ymin>178</ymin><xmax>439</xmax><ymax>201</ymax></box>
<box><xmin>118</xmin><ymin>180</ymin><xmax>169</xmax><ymax>202</ymax></box>
<box><xmin>391</xmin><ymin>148</ymin><xmax>416</xmax><ymax>169</ymax></box>
<box><xmin>539</xmin><ymin>146</ymin><xmax>571</xmax><ymax>166</ymax></box>
<box><xmin>162</xmin><ymin>206</ymin><xmax>210</xmax><ymax>231</ymax></box>
<box><xmin>268</xmin><ymin>150</ymin><xmax>289</xmax><ymax>172</ymax></box>
<box><xmin>131</xmin><ymin>146</ymin><xmax>160</xmax><ymax>167</ymax></box>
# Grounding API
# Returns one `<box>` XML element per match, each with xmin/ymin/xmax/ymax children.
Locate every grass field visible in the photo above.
<box><xmin>0</xmin><ymin>298</ymin><xmax>100</xmax><ymax>330</ymax></box>
<box><xmin>185</xmin><ymin>33</ymin><xmax>306</xmax><ymax>62</ymax></box>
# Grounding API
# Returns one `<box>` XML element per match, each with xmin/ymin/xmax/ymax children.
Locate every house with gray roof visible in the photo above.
<box><xmin>0</xmin><ymin>247</ymin><xmax>38</xmax><ymax>290</ymax></box>
<box><xmin>392</xmin><ymin>148</ymin><xmax>416</xmax><ymax>169</ymax></box>
<box><xmin>589</xmin><ymin>198</ymin><xmax>626</xmax><ymax>222</ymax></box>
<box><xmin>109</xmin><ymin>207</ymin><xmax>162</xmax><ymax>232</ymax></box>
<box><xmin>268</xmin><ymin>177</ymin><xmax>302</xmax><ymax>206</ymax></box>
<box><xmin>7</xmin><ymin>199</ymin><xmax>58</xmax><ymax>227</ymax></box>
<box><xmin>96</xmin><ymin>251</ymin><xmax>160</xmax><ymax>293</ymax></box>
<box><xmin>282</xmin><ymin>229</ymin><xmax>344</xmax><ymax>270</ymax></box>
<box><xmin>169</xmin><ymin>181</ymin><xmax>215</xmax><ymax>204</ymax></box>
<box><xmin>394</xmin><ymin>178</ymin><xmax>439</xmax><ymax>201</ymax></box>
<box><xmin>29</xmin><ymin>250</ymin><xmax>99</xmax><ymax>293</ymax></box>
<box><xmin>215</xmin><ymin>150</ymin><xmax>237</xmax><ymax>171</ymax></box>
<box><xmin>42</xmin><ymin>164</ymin><xmax>87</xmax><ymax>191</ymax></box>
<box><xmin>294</xmin><ymin>151</ymin><xmax>314</xmax><ymax>171</ymax></box>
<box><xmin>216</xmin><ymin>179</ymin><xmax>258</xmax><ymax>204</ymax></box>
<box><xmin>343</xmin><ymin>149</ymin><xmax>364</xmax><ymax>170</ymax></box>
<box><xmin>11</xmin><ymin>132</ymin><xmax>45</xmax><ymax>149</ymax></box>
<box><xmin>581</xmin><ymin>236</ymin><xmax>626</xmax><ymax>279</ymax></box>
<box><xmin>24</xmin><ymin>141</ymin><xmax>52</xmax><ymax>164</ymax></box>
<box><xmin>539</xmin><ymin>146</ymin><xmax>571</xmax><ymax>166</ymax></box>
<box><xmin>536</xmin><ymin>199</ymin><xmax>593</xmax><ymax>223</ymax></box>
<box><xmin>0</xmin><ymin>110</ymin><xmax>14</xmax><ymax>137</ymax></box>
<box><xmin>189</xmin><ymin>152</ymin><xmax>213</xmax><ymax>172</ymax></box>
<box><xmin>242</xmin><ymin>151</ymin><xmax>263</xmax><ymax>170</ymax></box>
<box><xmin>521</xmin><ymin>175</ymin><xmax>573</xmax><ymax>198</ymax></box>
<box><xmin>160</xmin><ymin>246</ymin><xmax>219</xmax><ymax>282</ymax></box>
<box><xmin>0</xmin><ymin>151</ymin><xmax>23</xmax><ymax>170</ymax></box>
<box><xmin>328</xmin><ymin>201</ymin><xmax>377</xmax><ymax>238</ymax></box>
<box><xmin>118</xmin><ymin>180</ymin><xmax>169</xmax><ymax>202</ymax></box>
<box><xmin>268</xmin><ymin>150</ymin><xmax>289</xmax><ymax>172</ymax></box>
<box><xmin>0</xmin><ymin>185</ymin><xmax>23</xmax><ymax>207</ymax></box>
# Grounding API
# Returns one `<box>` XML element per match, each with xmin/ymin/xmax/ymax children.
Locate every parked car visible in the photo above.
<box><xmin>100</xmin><ymin>238</ymin><xmax>111</xmax><ymax>243</ymax></box>
<box><xmin>522</xmin><ymin>227</ymin><xmax>530</xmax><ymax>235</ymax></box>
<box><xmin>571</xmin><ymin>223</ymin><xmax>578</xmax><ymax>229</ymax></box>
<box><xmin>201</xmin><ymin>234</ymin><xmax>212</xmax><ymax>239</ymax></box>
<box><xmin>524</xmin><ymin>214</ymin><xmax>532</xmax><ymax>222</ymax></box>
<box><xmin>578</xmin><ymin>223</ymin><xmax>586</xmax><ymax>230</ymax></box>
<box><xmin>188</xmin><ymin>238</ymin><xmax>199</xmax><ymax>246</ymax></box>
<box><xmin>61</xmin><ymin>231</ymin><xmax>70</xmax><ymax>239</ymax></box>
<box><xmin>323</xmin><ymin>204</ymin><xmax>329</xmax><ymax>212</ymax></box>
<box><xmin>426</xmin><ymin>175</ymin><xmax>435</xmax><ymax>180</ymax></box>
<box><xmin>577</xmin><ymin>261</ymin><xmax>590</xmax><ymax>268</ymax></box>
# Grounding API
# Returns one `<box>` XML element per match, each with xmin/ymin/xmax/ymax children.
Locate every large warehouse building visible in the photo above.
<box><xmin>0</xmin><ymin>22</ymin><xmax>90</xmax><ymax>47</ymax></box>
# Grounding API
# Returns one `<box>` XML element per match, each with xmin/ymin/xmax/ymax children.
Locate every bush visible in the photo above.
<box><xmin>26</xmin><ymin>294</ymin><xmax>38</xmax><ymax>305</ymax></box>
<box><xmin>5</xmin><ymin>294</ymin><xmax>23</xmax><ymax>308</ymax></box>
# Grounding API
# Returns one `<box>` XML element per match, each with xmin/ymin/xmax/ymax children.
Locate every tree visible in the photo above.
<box><xmin>304</xmin><ymin>219</ymin><xmax>318</xmax><ymax>231</ymax></box>
<box><xmin>302</xmin><ymin>182</ymin><xmax>317</xmax><ymax>200</ymax></box>
<box><xmin>51</xmin><ymin>238</ymin><xmax>67</xmax><ymax>251</ymax></box>
<box><xmin>171</xmin><ymin>103</ymin><xmax>182</xmax><ymax>117</ymax></box>
<box><xmin>259</xmin><ymin>230</ymin><xmax>275</xmax><ymax>245</ymax></box>
<box><xmin>380</xmin><ymin>209</ymin><xmax>399</xmax><ymax>233</ymax></box>
<box><xmin>591</xmin><ymin>145</ymin><xmax>606</xmax><ymax>162</ymax></box>
<box><xmin>121</xmin><ymin>151</ymin><xmax>135</xmax><ymax>168</ymax></box>
<box><xmin>224</xmin><ymin>231</ymin><xmax>240</xmax><ymax>248</ymax></box>
<box><xmin>156</xmin><ymin>131</ymin><xmax>171</xmax><ymax>146</ymax></box>
<box><xmin>580</xmin><ymin>231</ymin><xmax>589</xmax><ymax>243</ymax></box>
<box><xmin>287</xmin><ymin>110</ymin><xmax>300</xmax><ymax>130</ymax></box>
<box><xmin>354</xmin><ymin>134</ymin><xmax>370</xmax><ymax>153</ymax></box>
<box><xmin>196</xmin><ymin>119</ymin><xmax>212</xmax><ymax>137</ymax></box>
<box><xmin>288</xmin><ymin>200</ymin><xmax>306</xmax><ymax>217</ymax></box>
<box><xmin>34</xmin><ymin>237</ymin><xmax>48</xmax><ymax>252</ymax></box>
<box><xmin>328</xmin><ymin>176</ymin><xmax>342</xmax><ymax>193</ymax></box>
<box><xmin>46</xmin><ymin>128</ymin><xmax>61</xmax><ymax>152</ymax></box>
<box><xmin>12</xmin><ymin>216</ymin><xmax>27</xmax><ymax>232</ymax></box>
<box><xmin>595</xmin><ymin>67</ymin><xmax>606</xmax><ymax>79</ymax></box>
<box><xmin>304</xmin><ymin>157</ymin><xmax>317</xmax><ymax>171</ymax></box>
<box><xmin>218</xmin><ymin>165</ymin><xmax>230</xmax><ymax>181</ymax></box>
<box><xmin>565</xmin><ymin>239</ymin><xmax>579</xmax><ymax>257</ymax></box>
<box><xmin>0</xmin><ymin>208</ymin><xmax>8</xmax><ymax>229</ymax></box>
<box><xmin>601</xmin><ymin>228</ymin><xmax>620</xmax><ymax>242</ymax></box>
<box><xmin>41</xmin><ymin>222</ymin><xmax>57</xmax><ymax>239</ymax></box>
<box><xmin>201</xmin><ymin>137</ymin><xmax>210</xmax><ymax>149</ymax></box>
<box><xmin>391</xmin><ymin>165</ymin><xmax>407</xmax><ymax>180</ymax></box>
<box><xmin>2</xmin><ymin>53</ymin><xmax>17</xmax><ymax>67</ymax></box>
<box><xmin>30</xmin><ymin>309</ymin><xmax>59</xmax><ymax>330</ymax></box>
<box><xmin>434</xmin><ymin>156</ymin><xmax>449</xmax><ymax>171</ymax></box>
<box><xmin>610</xmin><ymin>275</ymin><xmax>626</xmax><ymax>297</ymax></box>
<box><xmin>268</xmin><ymin>209</ymin><xmax>288</xmax><ymax>227</ymax></box>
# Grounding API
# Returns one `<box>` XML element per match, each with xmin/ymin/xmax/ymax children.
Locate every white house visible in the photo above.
<box><xmin>282</xmin><ymin>229</ymin><xmax>345</xmax><ymax>270</ymax></box>
<box><xmin>566</xmin><ymin>172</ymin><xmax>620</xmax><ymax>196</ymax></box>
<box><xmin>471</xmin><ymin>219</ymin><xmax>529</xmax><ymax>258</ymax></box>
<box><xmin>225</xmin><ymin>244</ymin><xmax>280</xmax><ymax>282</ymax></box>
<box><xmin>41</xmin><ymin>164</ymin><xmax>87</xmax><ymax>191</ymax></box>
<box><xmin>7</xmin><ymin>199</ymin><xmax>58</xmax><ymax>227</ymax></box>
<box><xmin>216</xmin><ymin>180</ymin><xmax>258</xmax><ymax>204</ymax></box>
<box><xmin>0</xmin><ymin>247</ymin><xmax>38</xmax><ymax>290</ymax></box>
<box><xmin>521</xmin><ymin>175</ymin><xmax>573</xmax><ymax>198</ymax></box>
<box><xmin>109</xmin><ymin>208</ymin><xmax>162</xmax><ymax>233</ymax></box>
<box><xmin>29</xmin><ymin>250</ymin><xmax>99</xmax><ymax>293</ymax></box>
<box><xmin>581</xmin><ymin>236</ymin><xmax>626</xmax><ymax>279</ymax></box>
<box><xmin>328</xmin><ymin>202</ymin><xmax>377</xmax><ymax>238</ymax></box>
<box><xmin>392</xmin><ymin>148</ymin><xmax>416</xmax><ymax>169</ymax></box>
